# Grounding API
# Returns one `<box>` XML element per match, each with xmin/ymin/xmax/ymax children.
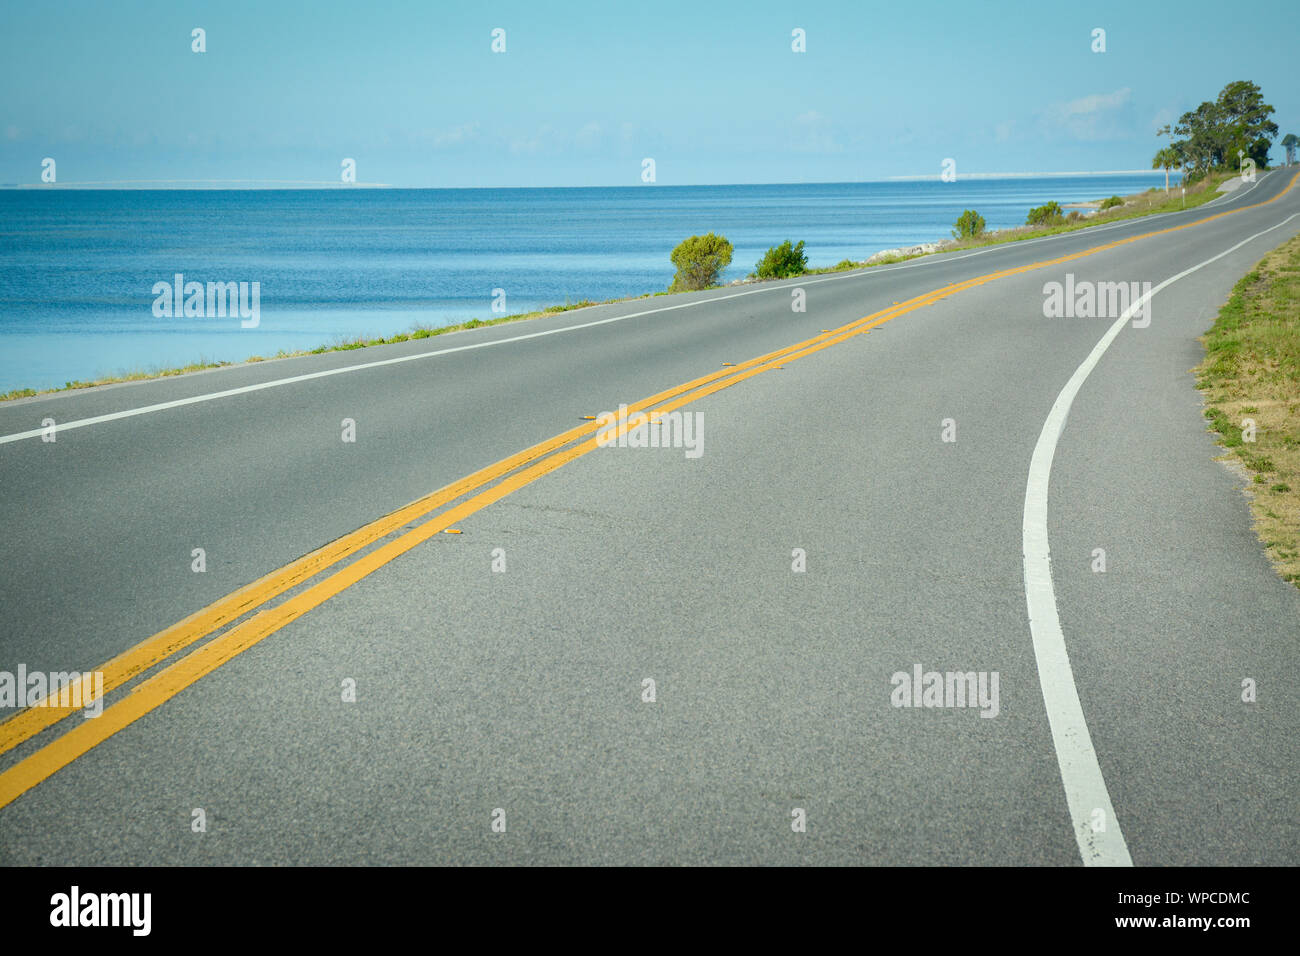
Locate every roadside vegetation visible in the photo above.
<box><xmin>1195</xmin><ymin>232</ymin><xmax>1300</xmax><ymax>587</ymax></box>
<box><xmin>753</xmin><ymin>239</ymin><xmax>809</xmax><ymax>279</ymax></box>
<box><xmin>939</xmin><ymin>169</ymin><xmax>1240</xmax><ymax>254</ymax></box>
<box><xmin>1153</xmin><ymin>80</ymin><xmax>1279</xmax><ymax>184</ymax></box>
<box><xmin>668</xmin><ymin>232</ymin><xmax>733</xmax><ymax>291</ymax></box>
<box><xmin>1026</xmin><ymin>201</ymin><xmax>1064</xmax><ymax>227</ymax></box>
<box><xmin>951</xmin><ymin>209</ymin><xmax>985</xmax><ymax>240</ymax></box>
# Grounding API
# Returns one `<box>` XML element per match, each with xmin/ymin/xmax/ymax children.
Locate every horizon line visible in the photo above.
<box><xmin>1</xmin><ymin>170</ymin><xmax>1173</xmax><ymax>191</ymax></box>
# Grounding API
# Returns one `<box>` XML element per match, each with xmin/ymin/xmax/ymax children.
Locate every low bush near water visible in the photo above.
<box><xmin>669</xmin><ymin>232</ymin><xmax>734</xmax><ymax>292</ymax></box>
<box><xmin>1026</xmin><ymin>201</ymin><xmax>1064</xmax><ymax>227</ymax></box>
<box><xmin>754</xmin><ymin>239</ymin><xmax>809</xmax><ymax>278</ymax></box>
<box><xmin>951</xmin><ymin>209</ymin><xmax>986</xmax><ymax>240</ymax></box>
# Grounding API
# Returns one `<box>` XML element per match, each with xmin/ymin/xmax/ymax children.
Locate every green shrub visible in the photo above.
<box><xmin>754</xmin><ymin>239</ymin><xmax>808</xmax><ymax>278</ymax></box>
<box><xmin>669</xmin><ymin>232</ymin><xmax>733</xmax><ymax>291</ymax></box>
<box><xmin>1100</xmin><ymin>195</ymin><xmax>1124</xmax><ymax>210</ymax></box>
<box><xmin>1026</xmin><ymin>201</ymin><xmax>1064</xmax><ymax>227</ymax></box>
<box><xmin>951</xmin><ymin>209</ymin><xmax>986</xmax><ymax>239</ymax></box>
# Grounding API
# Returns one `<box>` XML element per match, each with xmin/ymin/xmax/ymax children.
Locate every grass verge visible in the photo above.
<box><xmin>794</xmin><ymin>171</ymin><xmax>1242</xmax><ymax>275</ymax></box>
<box><xmin>942</xmin><ymin>169</ymin><xmax>1241</xmax><ymax>251</ymax></box>
<box><xmin>0</xmin><ymin>297</ymin><xmax>611</xmax><ymax>403</ymax></box>
<box><xmin>1195</xmin><ymin>230</ymin><xmax>1300</xmax><ymax>587</ymax></box>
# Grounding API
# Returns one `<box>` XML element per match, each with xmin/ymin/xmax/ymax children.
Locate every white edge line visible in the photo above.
<box><xmin>1022</xmin><ymin>210</ymin><xmax>1300</xmax><ymax>867</ymax></box>
<box><xmin>0</xmin><ymin>253</ymin><xmax>1043</xmax><ymax>444</ymax></box>
<box><xmin>0</xmin><ymin>275</ymin><xmax>846</xmax><ymax>445</ymax></box>
<box><xmin>1</xmin><ymin>171</ymin><xmax>1286</xmax><ymax>445</ymax></box>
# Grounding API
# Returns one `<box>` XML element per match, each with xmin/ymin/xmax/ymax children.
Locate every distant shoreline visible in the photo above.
<box><xmin>0</xmin><ymin>171</ymin><xmax>1177</xmax><ymax>191</ymax></box>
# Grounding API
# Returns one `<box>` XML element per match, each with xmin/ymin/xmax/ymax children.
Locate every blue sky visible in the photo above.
<box><xmin>1</xmin><ymin>0</ymin><xmax>1296</xmax><ymax>187</ymax></box>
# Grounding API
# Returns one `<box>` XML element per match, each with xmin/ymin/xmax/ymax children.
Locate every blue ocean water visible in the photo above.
<box><xmin>0</xmin><ymin>175</ymin><xmax>1176</xmax><ymax>393</ymax></box>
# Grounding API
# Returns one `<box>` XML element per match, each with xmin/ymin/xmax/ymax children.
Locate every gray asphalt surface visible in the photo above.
<box><xmin>1</xmin><ymin>169</ymin><xmax>1297</xmax><ymax>864</ymax></box>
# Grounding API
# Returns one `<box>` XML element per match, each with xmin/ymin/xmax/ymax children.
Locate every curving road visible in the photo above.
<box><xmin>1</xmin><ymin>169</ymin><xmax>1297</xmax><ymax>865</ymax></box>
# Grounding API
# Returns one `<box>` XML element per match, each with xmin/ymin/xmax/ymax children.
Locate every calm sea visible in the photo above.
<box><xmin>0</xmin><ymin>175</ymin><xmax>1176</xmax><ymax>393</ymax></box>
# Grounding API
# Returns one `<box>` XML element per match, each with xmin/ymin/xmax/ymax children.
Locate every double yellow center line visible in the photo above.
<box><xmin>0</xmin><ymin>169</ymin><xmax>1295</xmax><ymax>811</ymax></box>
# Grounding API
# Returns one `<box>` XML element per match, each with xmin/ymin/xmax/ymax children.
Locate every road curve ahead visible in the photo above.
<box><xmin>1</xmin><ymin>169</ymin><xmax>1297</xmax><ymax>865</ymax></box>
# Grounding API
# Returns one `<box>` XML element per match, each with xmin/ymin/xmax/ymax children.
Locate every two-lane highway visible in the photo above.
<box><xmin>1</xmin><ymin>168</ymin><xmax>1297</xmax><ymax>864</ymax></box>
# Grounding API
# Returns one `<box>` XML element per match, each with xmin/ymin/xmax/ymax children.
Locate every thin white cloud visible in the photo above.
<box><xmin>508</xmin><ymin>124</ymin><xmax>558</xmax><ymax>155</ymax></box>
<box><xmin>574</xmin><ymin>121</ymin><xmax>602</xmax><ymax>149</ymax></box>
<box><xmin>1043</xmin><ymin>88</ymin><xmax>1133</xmax><ymax>141</ymax></box>
<box><xmin>433</xmin><ymin>122</ymin><xmax>481</xmax><ymax>148</ymax></box>
<box><xmin>1058</xmin><ymin>88</ymin><xmax>1132</xmax><ymax>117</ymax></box>
<box><xmin>791</xmin><ymin>111</ymin><xmax>842</xmax><ymax>154</ymax></box>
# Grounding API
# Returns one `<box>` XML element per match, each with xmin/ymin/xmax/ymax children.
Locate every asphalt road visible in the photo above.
<box><xmin>1</xmin><ymin>169</ymin><xmax>1297</xmax><ymax>864</ymax></box>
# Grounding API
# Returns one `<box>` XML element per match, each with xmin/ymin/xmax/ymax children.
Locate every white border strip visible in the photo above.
<box><xmin>1023</xmin><ymin>211</ymin><xmax>1299</xmax><ymax>866</ymax></box>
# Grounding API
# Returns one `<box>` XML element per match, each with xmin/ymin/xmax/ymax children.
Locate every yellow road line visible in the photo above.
<box><xmin>0</xmin><ymin>312</ymin><xmax>899</xmax><ymax>756</ymax></box>
<box><xmin>0</xmin><ymin>170</ymin><xmax>1294</xmax><ymax>809</ymax></box>
<box><xmin>0</xmin><ymin>307</ymin><xmax>914</xmax><ymax>812</ymax></box>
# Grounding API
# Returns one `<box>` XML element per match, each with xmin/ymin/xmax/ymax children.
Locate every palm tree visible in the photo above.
<box><xmin>1152</xmin><ymin>146</ymin><xmax>1180</xmax><ymax>192</ymax></box>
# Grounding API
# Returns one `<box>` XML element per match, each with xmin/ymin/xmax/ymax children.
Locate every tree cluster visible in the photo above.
<box><xmin>1153</xmin><ymin>80</ymin><xmax>1278</xmax><ymax>182</ymax></box>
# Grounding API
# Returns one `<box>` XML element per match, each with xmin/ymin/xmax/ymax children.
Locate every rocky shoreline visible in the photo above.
<box><xmin>862</xmin><ymin>241</ymin><xmax>945</xmax><ymax>264</ymax></box>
